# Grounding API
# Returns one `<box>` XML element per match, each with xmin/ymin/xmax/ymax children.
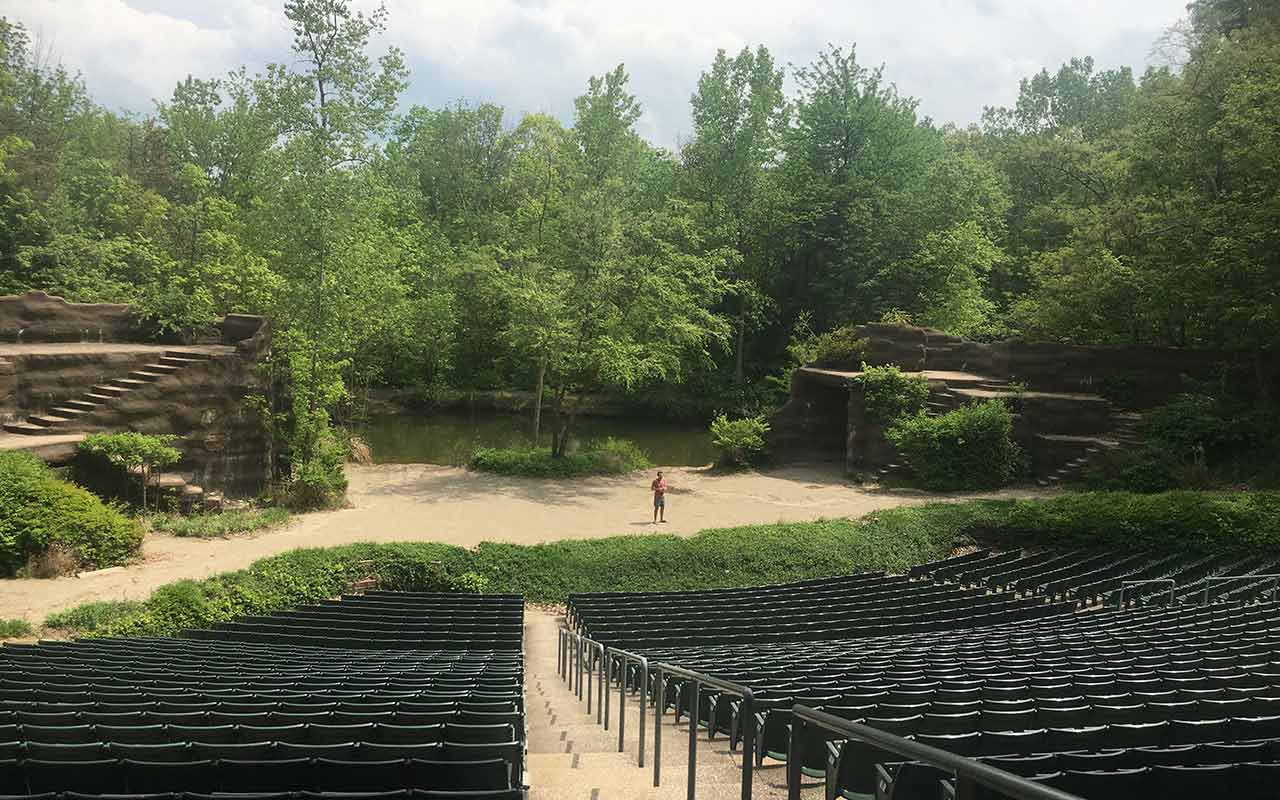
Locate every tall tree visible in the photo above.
<box><xmin>684</xmin><ymin>45</ymin><xmax>786</xmax><ymax>384</ymax></box>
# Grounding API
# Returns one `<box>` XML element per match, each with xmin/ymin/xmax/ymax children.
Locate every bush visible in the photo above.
<box><xmin>709</xmin><ymin>414</ymin><xmax>770</xmax><ymax>467</ymax></box>
<box><xmin>0</xmin><ymin>618</ymin><xmax>32</xmax><ymax>639</ymax></box>
<box><xmin>811</xmin><ymin>325</ymin><xmax>870</xmax><ymax>366</ymax></box>
<box><xmin>148</xmin><ymin>507</ymin><xmax>291</xmax><ymax>538</ymax></box>
<box><xmin>1082</xmin><ymin>447</ymin><xmax>1180</xmax><ymax>493</ymax></box>
<box><xmin>44</xmin><ymin>600</ymin><xmax>143</xmax><ymax>633</ymax></box>
<box><xmin>69</xmin><ymin>541</ymin><xmax>472</xmax><ymax>638</ymax></box>
<box><xmin>280</xmin><ymin>427</ymin><xmax>350</xmax><ymax>510</ymax></box>
<box><xmin>887</xmin><ymin>400</ymin><xmax>1022</xmax><ymax>490</ymax></box>
<box><xmin>855</xmin><ymin>363</ymin><xmax>930</xmax><ymax>425</ymax></box>
<box><xmin>1140</xmin><ymin>394</ymin><xmax>1233</xmax><ymax>458</ymax></box>
<box><xmin>0</xmin><ymin>451</ymin><xmax>144</xmax><ymax>577</ymax></box>
<box><xmin>470</xmin><ymin>437</ymin><xmax>651</xmax><ymax>477</ymax></box>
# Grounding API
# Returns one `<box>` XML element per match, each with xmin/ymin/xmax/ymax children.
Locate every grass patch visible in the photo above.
<box><xmin>470</xmin><ymin>437</ymin><xmax>651</xmax><ymax>477</ymax></box>
<box><xmin>44</xmin><ymin>600</ymin><xmax>145</xmax><ymax>633</ymax></box>
<box><xmin>147</xmin><ymin>507</ymin><xmax>292</xmax><ymax>538</ymax></box>
<box><xmin>0</xmin><ymin>618</ymin><xmax>32</xmax><ymax>639</ymax></box>
<box><xmin>42</xmin><ymin>490</ymin><xmax>1279</xmax><ymax>637</ymax></box>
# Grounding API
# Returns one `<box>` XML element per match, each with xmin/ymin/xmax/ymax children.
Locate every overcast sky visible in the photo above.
<box><xmin>2</xmin><ymin>0</ymin><xmax>1188</xmax><ymax>147</ymax></box>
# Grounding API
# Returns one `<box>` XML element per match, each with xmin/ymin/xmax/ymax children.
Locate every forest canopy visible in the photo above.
<box><xmin>0</xmin><ymin>0</ymin><xmax>1276</xmax><ymax>463</ymax></box>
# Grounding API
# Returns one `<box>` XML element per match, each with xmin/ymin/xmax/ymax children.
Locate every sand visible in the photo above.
<box><xmin>0</xmin><ymin>463</ymin><xmax>1050</xmax><ymax>624</ymax></box>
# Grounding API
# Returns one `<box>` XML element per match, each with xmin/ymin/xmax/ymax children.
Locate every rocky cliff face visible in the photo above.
<box><xmin>0</xmin><ymin>292</ymin><xmax>142</xmax><ymax>343</ymax></box>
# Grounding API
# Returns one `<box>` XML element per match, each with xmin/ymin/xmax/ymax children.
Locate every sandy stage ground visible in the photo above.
<box><xmin>0</xmin><ymin>463</ymin><xmax>1049</xmax><ymax>624</ymax></box>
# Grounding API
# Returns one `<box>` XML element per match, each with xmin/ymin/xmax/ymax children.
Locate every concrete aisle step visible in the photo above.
<box><xmin>523</xmin><ymin>609</ymin><xmax>821</xmax><ymax>800</ymax></box>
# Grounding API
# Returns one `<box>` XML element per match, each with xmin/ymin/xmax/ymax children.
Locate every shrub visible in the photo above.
<box><xmin>0</xmin><ymin>451</ymin><xmax>144</xmax><ymax>577</ymax></box>
<box><xmin>44</xmin><ymin>600</ymin><xmax>143</xmax><ymax>632</ymax></box>
<box><xmin>77</xmin><ymin>541</ymin><xmax>471</xmax><ymax>638</ymax></box>
<box><xmin>855</xmin><ymin>363</ymin><xmax>930</xmax><ymax>425</ymax></box>
<box><xmin>148</xmin><ymin>507</ymin><xmax>291</xmax><ymax>538</ymax></box>
<box><xmin>470</xmin><ymin>437</ymin><xmax>651</xmax><ymax>477</ymax></box>
<box><xmin>281</xmin><ymin>427</ymin><xmax>350</xmax><ymax>510</ymax></box>
<box><xmin>1082</xmin><ymin>447</ymin><xmax>1180</xmax><ymax>494</ymax></box>
<box><xmin>887</xmin><ymin>400</ymin><xmax>1023</xmax><ymax>490</ymax></box>
<box><xmin>709</xmin><ymin>414</ymin><xmax>770</xmax><ymax>467</ymax></box>
<box><xmin>811</xmin><ymin>325</ymin><xmax>870</xmax><ymax>366</ymax></box>
<box><xmin>0</xmin><ymin>618</ymin><xmax>32</xmax><ymax>639</ymax></box>
<box><xmin>1140</xmin><ymin>394</ymin><xmax>1232</xmax><ymax>459</ymax></box>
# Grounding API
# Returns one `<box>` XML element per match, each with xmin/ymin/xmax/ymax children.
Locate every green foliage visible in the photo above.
<box><xmin>44</xmin><ymin>600</ymin><xmax>143</xmax><ymax>633</ymax></box>
<box><xmin>65</xmin><ymin>541</ymin><xmax>470</xmax><ymax>638</ymax></box>
<box><xmin>1081</xmin><ymin>448</ymin><xmax>1180</xmax><ymax>494</ymax></box>
<box><xmin>1140</xmin><ymin>394</ymin><xmax>1234</xmax><ymax>459</ymax></box>
<box><xmin>0</xmin><ymin>618</ymin><xmax>32</xmax><ymax>638</ymax></box>
<box><xmin>887</xmin><ymin>400</ymin><xmax>1023</xmax><ymax>490</ymax></box>
<box><xmin>855</xmin><ymin>363</ymin><xmax>930</xmax><ymax>425</ymax></box>
<box><xmin>279</xmin><ymin>424</ymin><xmax>350</xmax><ymax>510</ymax></box>
<box><xmin>709</xmin><ymin>414</ymin><xmax>770</xmax><ymax>466</ymax></box>
<box><xmin>77</xmin><ymin>432</ymin><xmax>182</xmax><ymax>511</ymax></box>
<box><xmin>43</xmin><ymin>489</ymin><xmax>1280</xmax><ymax>633</ymax></box>
<box><xmin>469</xmin><ymin>437</ymin><xmax>651</xmax><ymax>477</ymax></box>
<box><xmin>0</xmin><ymin>451</ymin><xmax>143</xmax><ymax>577</ymax></box>
<box><xmin>147</xmin><ymin>507</ymin><xmax>291</xmax><ymax>538</ymax></box>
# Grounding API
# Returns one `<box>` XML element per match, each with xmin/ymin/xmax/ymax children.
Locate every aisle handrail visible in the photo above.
<box><xmin>652</xmin><ymin>662</ymin><xmax>755</xmax><ymax>800</ymax></box>
<box><xmin>787</xmin><ymin>705</ymin><xmax>1084</xmax><ymax>800</ymax></box>
<box><xmin>1202</xmin><ymin>573</ymin><xmax>1280</xmax><ymax>604</ymax></box>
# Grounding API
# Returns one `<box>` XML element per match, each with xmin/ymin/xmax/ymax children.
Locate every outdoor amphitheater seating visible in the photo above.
<box><xmin>567</xmin><ymin>551</ymin><xmax>1280</xmax><ymax>800</ymax></box>
<box><xmin>0</xmin><ymin>591</ymin><xmax>525</xmax><ymax>798</ymax></box>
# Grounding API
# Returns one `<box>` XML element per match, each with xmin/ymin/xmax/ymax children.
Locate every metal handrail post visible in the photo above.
<box><xmin>598</xmin><ymin>647</ymin><xmax>607</xmax><ymax>724</ymax></box>
<box><xmin>604</xmin><ymin>650</ymin><xmax>612</xmax><ymax>730</ymax></box>
<box><xmin>738</xmin><ymin>688</ymin><xmax>755</xmax><ymax>800</ymax></box>
<box><xmin>654</xmin><ymin>665</ymin><xmax>664</xmax><ymax>788</ymax></box>
<box><xmin>618</xmin><ymin>655</ymin><xmax>627</xmax><ymax>753</ymax></box>
<box><xmin>638</xmin><ymin>657</ymin><xmax>648</xmax><ymax>769</ymax></box>
<box><xmin>687</xmin><ymin>679</ymin><xmax>700</xmax><ymax>800</ymax></box>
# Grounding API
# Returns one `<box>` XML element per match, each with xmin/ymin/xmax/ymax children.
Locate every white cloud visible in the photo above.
<box><xmin>0</xmin><ymin>0</ymin><xmax>1187</xmax><ymax>143</ymax></box>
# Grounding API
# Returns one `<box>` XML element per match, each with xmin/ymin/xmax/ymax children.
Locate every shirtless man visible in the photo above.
<box><xmin>651</xmin><ymin>470</ymin><xmax>668</xmax><ymax>523</ymax></box>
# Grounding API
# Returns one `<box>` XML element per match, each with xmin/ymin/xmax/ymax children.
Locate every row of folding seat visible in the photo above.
<box><xmin>0</xmin><ymin>755</ymin><xmax>518</xmax><ymax>794</ymax></box>
<box><xmin>1</xmin><ymin>739</ymin><xmax>521</xmax><ymax>762</ymax></box>
<box><xmin>0</xmin><ymin>704</ymin><xmax>519</xmax><ymax>726</ymax></box>
<box><xmin>0</xmin><ymin>690</ymin><xmax>521</xmax><ymax>708</ymax></box>
<box><xmin>0</xmin><ymin>793</ymin><xmax>520</xmax><ymax>800</ymax></box>
<box><xmin>879</xmin><ymin>758</ymin><xmax>1280</xmax><ymax>800</ymax></box>
<box><xmin>180</xmin><ymin>629</ymin><xmax>520</xmax><ymax>653</ymax></box>
<box><xmin>0</xmin><ymin>719</ymin><xmax>519</xmax><ymax>745</ymax></box>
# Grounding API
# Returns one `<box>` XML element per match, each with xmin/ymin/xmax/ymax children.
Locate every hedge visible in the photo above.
<box><xmin>0</xmin><ymin>451</ymin><xmax>143</xmax><ymax>576</ymax></box>
<box><xmin>42</xmin><ymin>490</ymin><xmax>1280</xmax><ymax>636</ymax></box>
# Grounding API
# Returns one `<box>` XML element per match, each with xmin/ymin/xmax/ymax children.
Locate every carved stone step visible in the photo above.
<box><xmin>63</xmin><ymin>400</ymin><xmax>100</xmax><ymax>411</ymax></box>
<box><xmin>3</xmin><ymin>422</ymin><xmax>58</xmax><ymax>435</ymax></box>
<box><xmin>91</xmin><ymin>385</ymin><xmax>130</xmax><ymax>397</ymax></box>
<box><xmin>27</xmin><ymin>414</ymin><xmax>72</xmax><ymax>427</ymax></box>
<box><xmin>84</xmin><ymin>393</ymin><xmax>116</xmax><ymax>404</ymax></box>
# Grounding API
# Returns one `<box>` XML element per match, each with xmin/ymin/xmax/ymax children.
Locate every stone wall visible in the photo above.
<box><xmin>828</xmin><ymin>323</ymin><xmax>1247</xmax><ymax>407</ymax></box>
<box><xmin>767</xmin><ymin>368</ymin><xmax>850</xmax><ymax>464</ymax></box>
<box><xmin>0</xmin><ymin>358</ymin><xmax>15</xmax><ymax>424</ymax></box>
<box><xmin>0</xmin><ymin>292</ymin><xmax>143</xmax><ymax>343</ymax></box>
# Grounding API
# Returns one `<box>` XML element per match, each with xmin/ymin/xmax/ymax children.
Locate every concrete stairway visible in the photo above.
<box><xmin>3</xmin><ymin>350</ymin><xmax>214</xmax><ymax>436</ymax></box>
<box><xmin>1034</xmin><ymin>411</ymin><xmax>1144</xmax><ymax>488</ymax></box>
<box><xmin>527</xmin><ymin>609</ymin><xmax>822</xmax><ymax>800</ymax></box>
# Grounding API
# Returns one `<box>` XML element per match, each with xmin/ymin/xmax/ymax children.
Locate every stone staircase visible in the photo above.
<box><xmin>3</xmin><ymin>349</ymin><xmax>223</xmax><ymax>511</ymax></box>
<box><xmin>1034</xmin><ymin>411</ymin><xmax>1144</xmax><ymax>488</ymax></box>
<box><xmin>3</xmin><ymin>350</ymin><xmax>214</xmax><ymax>436</ymax></box>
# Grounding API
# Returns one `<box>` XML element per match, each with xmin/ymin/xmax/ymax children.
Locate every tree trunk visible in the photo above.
<box><xmin>532</xmin><ymin>356</ymin><xmax>547</xmax><ymax>443</ymax></box>
<box><xmin>733</xmin><ymin>308</ymin><xmax>747</xmax><ymax>386</ymax></box>
<box><xmin>140</xmin><ymin>466</ymin><xmax>148</xmax><ymax>513</ymax></box>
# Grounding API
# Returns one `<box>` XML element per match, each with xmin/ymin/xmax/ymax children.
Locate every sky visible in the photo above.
<box><xmin>1</xmin><ymin>0</ymin><xmax>1189</xmax><ymax>147</ymax></box>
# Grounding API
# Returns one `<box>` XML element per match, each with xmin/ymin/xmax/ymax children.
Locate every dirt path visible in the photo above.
<box><xmin>0</xmin><ymin>463</ymin><xmax>1050</xmax><ymax>624</ymax></box>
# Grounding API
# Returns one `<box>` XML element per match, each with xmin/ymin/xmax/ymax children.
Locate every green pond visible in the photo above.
<box><xmin>358</xmin><ymin>411</ymin><xmax>716</xmax><ymax>466</ymax></box>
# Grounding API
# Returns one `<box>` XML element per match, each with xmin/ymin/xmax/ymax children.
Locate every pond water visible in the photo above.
<box><xmin>358</xmin><ymin>411</ymin><xmax>717</xmax><ymax>466</ymax></box>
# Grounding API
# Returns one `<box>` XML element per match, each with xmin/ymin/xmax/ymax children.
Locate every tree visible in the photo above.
<box><xmin>251</xmin><ymin>0</ymin><xmax>409</xmax><ymax>492</ymax></box>
<box><xmin>684</xmin><ymin>46</ymin><xmax>787</xmax><ymax>384</ymax></box>
<box><xmin>78</xmin><ymin>432</ymin><xmax>181</xmax><ymax>512</ymax></box>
